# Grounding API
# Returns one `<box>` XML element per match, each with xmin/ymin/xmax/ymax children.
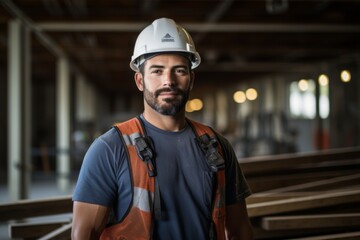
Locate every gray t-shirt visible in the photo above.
<box><xmin>73</xmin><ymin>117</ymin><xmax>251</xmax><ymax>240</ymax></box>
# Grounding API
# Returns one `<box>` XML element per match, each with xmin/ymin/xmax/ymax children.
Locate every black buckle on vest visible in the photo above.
<box><xmin>135</xmin><ymin>136</ymin><xmax>157</xmax><ymax>177</ymax></box>
<box><xmin>196</xmin><ymin>134</ymin><xmax>225</xmax><ymax>172</ymax></box>
<box><xmin>134</xmin><ymin>135</ymin><xmax>163</xmax><ymax>220</ymax></box>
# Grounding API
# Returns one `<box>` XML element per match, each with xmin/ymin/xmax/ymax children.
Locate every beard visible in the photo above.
<box><xmin>143</xmin><ymin>83</ymin><xmax>190</xmax><ymax>116</ymax></box>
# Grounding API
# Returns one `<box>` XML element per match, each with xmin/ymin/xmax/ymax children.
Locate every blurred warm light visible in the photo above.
<box><xmin>233</xmin><ymin>91</ymin><xmax>246</xmax><ymax>103</ymax></box>
<box><xmin>186</xmin><ymin>98</ymin><xmax>203</xmax><ymax>112</ymax></box>
<box><xmin>185</xmin><ymin>102</ymin><xmax>193</xmax><ymax>112</ymax></box>
<box><xmin>246</xmin><ymin>88</ymin><xmax>257</xmax><ymax>101</ymax></box>
<box><xmin>341</xmin><ymin>70</ymin><xmax>351</xmax><ymax>82</ymax></box>
<box><xmin>298</xmin><ymin>79</ymin><xmax>309</xmax><ymax>91</ymax></box>
<box><xmin>190</xmin><ymin>98</ymin><xmax>203</xmax><ymax>111</ymax></box>
<box><xmin>318</xmin><ymin>74</ymin><xmax>329</xmax><ymax>86</ymax></box>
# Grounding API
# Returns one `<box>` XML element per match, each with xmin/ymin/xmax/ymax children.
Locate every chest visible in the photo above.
<box><xmin>148</xmin><ymin>130</ymin><xmax>215</xmax><ymax>204</ymax></box>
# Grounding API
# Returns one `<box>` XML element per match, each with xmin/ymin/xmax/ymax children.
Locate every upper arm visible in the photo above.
<box><xmin>225</xmin><ymin>201</ymin><xmax>253</xmax><ymax>240</ymax></box>
<box><xmin>72</xmin><ymin>201</ymin><xmax>110</xmax><ymax>240</ymax></box>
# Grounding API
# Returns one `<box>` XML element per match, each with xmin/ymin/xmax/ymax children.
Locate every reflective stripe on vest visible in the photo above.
<box><xmin>133</xmin><ymin>187</ymin><xmax>153</xmax><ymax>213</ymax></box>
<box><xmin>122</xmin><ymin>132</ymin><xmax>142</xmax><ymax>146</ymax></box>
<box><xmin>100</xmin><ymin>117</ymin><xmax>226</xmax><ymax>240</ymax></box>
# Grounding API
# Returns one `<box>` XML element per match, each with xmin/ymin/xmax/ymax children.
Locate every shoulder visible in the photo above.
<box><xmin>83</xmin><ymin>127</ymin><xmax>126</xmax><ymax>166</ymax></box>
<box><xmin>93</xmin><ymin>127</ymin><xmax>124</xmax><ymax>151</ymax></box>
<box><xmin>186</xmin><ymin>118</ymin><xmax>233</xmax><ymax>152</ymax></box>
<box><xmin>186</xmin><ymin>118</ymin><xmax>217</xmax><ymax>137</ymax></box>
<box><xmin>213</xmin><ymin>131</ymin><xmax>233</xmax><ymax>152</ymax></box>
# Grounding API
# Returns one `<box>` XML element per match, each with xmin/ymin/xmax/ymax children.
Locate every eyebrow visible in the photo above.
<box><xmin>148</xmin><ymin>64</ymin><xmax>188</xmax><ymax>70</ymax></box>
<box><xmin>148</xmin><ymin>64</ymin><xmax>164</xmax><ymax>69</ymax></box>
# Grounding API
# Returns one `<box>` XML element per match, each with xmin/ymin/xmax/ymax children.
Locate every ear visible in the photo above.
<box><xmin>134</xmin><ymin>72</ymin><xmax>144</xmax><ymax>91</ymax></box>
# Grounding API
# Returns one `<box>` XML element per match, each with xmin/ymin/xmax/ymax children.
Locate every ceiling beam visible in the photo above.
<box><xmin>1</xmin><ymin>0</ymin><xmax>66</xmax><ymax>57</ymax></box>
<box><xmin>37</xmin><ymin>22</ymin><xmax>360</xmax><ymax>33</ymax></box>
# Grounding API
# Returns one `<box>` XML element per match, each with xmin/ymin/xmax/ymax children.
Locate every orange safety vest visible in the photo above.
<box><xmin>100</xmin><ymin>117</ymin><xmax>226</xmax><ymax>240</ymax></box>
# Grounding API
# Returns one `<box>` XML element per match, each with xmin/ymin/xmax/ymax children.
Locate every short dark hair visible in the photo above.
<box><xmin>139</xmin><ymin>61</ymin><xmax>146</xmax><ymax>75</ymax></box>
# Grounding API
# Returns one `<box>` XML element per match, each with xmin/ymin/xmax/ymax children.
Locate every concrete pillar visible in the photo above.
<box><xmin>215</xmin><ymin>90</ymin><xmax>228</xmax><ymax>132</ymax></box>
<box><xmin>203</xmin><ymin>95</ymin><xmax>215</xmax><ymax>126</ymax></box>
<box><xmin>263</xmin><ymin>77</ymin><xmax>274</xmax><ymax>112</ymax></box>
<box><xmin>7</xmin><ymin>19</ymin><xmax>31</xmax><ymax>200</ymax></box>
<box><xmin>76</xmin><ymin>74</ymin><xmax>95</xmax><ymax>122</ymax></box>
<box><xmin>56</xmin><ymin>57</ymin><xmax>71</xmax><ymax>192</ymax></box>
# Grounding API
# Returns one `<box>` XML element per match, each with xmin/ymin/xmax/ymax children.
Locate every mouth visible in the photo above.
<box><xmin>156</xmin><ymin>88</ymin><xmax>180</xmax><ymax>98</ymax></box>
<box><xmin>159</xmin><ymin>91</ymin><xmax>178</xmax><ymax>98</ymax></box>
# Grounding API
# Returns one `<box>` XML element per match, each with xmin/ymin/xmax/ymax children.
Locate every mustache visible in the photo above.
<box><xmin>155</xmin><ymin>87</ymin><xmax>184</xmax><ymax>97</ymax></box>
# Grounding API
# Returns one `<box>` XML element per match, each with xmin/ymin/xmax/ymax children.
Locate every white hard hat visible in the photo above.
<box><xmin>130</xmin><ymin>18</ymin><xmax>201</xmax><ymax>72</ymax></box>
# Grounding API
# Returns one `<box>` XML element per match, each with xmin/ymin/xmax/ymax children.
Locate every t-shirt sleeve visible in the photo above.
<box><xmin>72</xmin><ymin>132</ymin><xmax>118</xmax><ymax>207</ymax></box>
<box><xmin>216</xmin><ymin>133</ymin><xmax>252</xmax><ymax>205</ymax></box>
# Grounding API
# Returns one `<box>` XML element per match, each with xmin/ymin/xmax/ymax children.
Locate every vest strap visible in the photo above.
<box><xmin>135</xmin><ymin>115</ymin><xmax>163</xmax><ymax>220</ymax></box>
<box><xmin>154</xmin><ymin>177</ymin><xmax>163</xmax><ymax>220</ymax></box>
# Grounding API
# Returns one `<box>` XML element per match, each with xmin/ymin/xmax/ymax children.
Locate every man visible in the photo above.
<box><xmin>72</xmin><ymin>18</ymin><xmax>253</xmax><ymax>240</ymax></box>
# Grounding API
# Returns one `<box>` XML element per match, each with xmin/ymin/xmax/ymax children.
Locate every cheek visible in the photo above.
<box><xmin>144</xmin><ymin>78</ymin><xmax>160</xmax><ymax>91</ymax></box>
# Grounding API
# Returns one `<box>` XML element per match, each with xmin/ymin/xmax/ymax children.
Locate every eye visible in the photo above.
<box><xmin>151</xmin><ymin>69</ymin><xmax>162</xmax><ymax>74</ymax></box>
<box><xmin>175</xmin><ymin>68</ymin><xmax>188</xmax><ymax>75</ymax></box>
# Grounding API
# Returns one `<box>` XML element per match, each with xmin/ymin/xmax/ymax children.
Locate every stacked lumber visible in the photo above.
<box><xmin>242</xmin><ymin>146</ymin><xmax>360</xmax><ymax>239</ymax></box>
<box><xmin>0</xmin><ymin>196</ymin><xmax>72</xmax><ymax>239</ymax></box>
<box><xmin>0</xmin><ymin>146</ymin><xmax>359</xmax><ymax>239</ymax></box>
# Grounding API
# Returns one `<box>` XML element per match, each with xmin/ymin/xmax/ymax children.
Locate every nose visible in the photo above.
<box><xmin>162</xmin><ymin>70</ymin><xmax>175</xmax><ymax>86</ymax></box>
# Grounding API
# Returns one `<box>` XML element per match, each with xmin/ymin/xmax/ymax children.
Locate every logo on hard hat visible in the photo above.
<box><xmin>161</xmin><ymin>33</ymin><xmax>175</xmax><ymax>42</ymax></box>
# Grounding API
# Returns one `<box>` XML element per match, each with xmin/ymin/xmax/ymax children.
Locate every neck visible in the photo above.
<box><xmin>142</xmin><ymin>106</ymin><xmax>186</xmax><ymax>132</ymax></box>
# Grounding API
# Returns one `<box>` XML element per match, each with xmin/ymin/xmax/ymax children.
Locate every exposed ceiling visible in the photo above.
<box><xmin>1</xmin><ymin>0</ymin><xmax>360</xmax><ymax>98</ymax></box>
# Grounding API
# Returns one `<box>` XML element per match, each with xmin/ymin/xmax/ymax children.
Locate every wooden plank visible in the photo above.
<box><xmin>247</xmin><ymin>170</ymin><xmax>359</xmax><ymax>193</ymax></box>
<box><xmin>299</xmin><ymin>159</ymin><xmax>360</xmax><ymax>170</ymax></box>
<box><xmin>240</xmin><ymin>146</ymin><xmax>360</xmax><ymax>175</ymax></box>
<box><xmin>261</xmin><ymin>213</ymin><xmax>360</xmax><ymax>230</ymax></box>
<box><xmin>251</xmin><ymin>226</ymin><xmax>350</xmax><ymax>240</ymax></box>
<box><xmin>10</xmin><ymin>221</ymin><xmax>70</xmax><ymax>238</ymax></box>
<box><xmin>0</xmin><ymin>196</ymin><xmax>72</xmax><ymax>221</ymax></box>
<box><xmin>247</xmin><ymin>189</ymin><xmax>360</xmax><ymax>217</ymax></box>
<box><xmin>246</xmin><ymin>190</ymin><xmax>357</xmax><ymax>204</ymax></box>
<box><xmin>247</xmin><ymin>192</ymin><xmax>314</xmax><ymax>204</ymax></box>
<box><xmin>38</xmin><ymin>222</ymin><xmax>72</xmax><ymax>240</ymax></box>
<box><xmin>290</xmin><ymin>231</ymin><xmax>360</xmax><ymax>240</ymax></box>
<box><xmin>259</xmin><ymin>174</ymin><xmax>360</xmax><ymax>195</ymax></box>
